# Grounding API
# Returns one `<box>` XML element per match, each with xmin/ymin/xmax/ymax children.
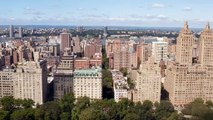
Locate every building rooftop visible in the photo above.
<box><xmin>74</xmin><ymin>68</ymin><xmax>101</xmax><ymax>76</ymax></box>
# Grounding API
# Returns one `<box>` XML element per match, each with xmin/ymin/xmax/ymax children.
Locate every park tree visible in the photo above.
<box><xmin>60</xmin><ymin>93</ymin><xmax>75</xmax><ymax>111</ymax></box>
<box><xmin>40</xmin><ymin>101</ymin><xmax>61</xmax><ymax>120</ymax></box>
<box><xmin>79</xmin><ymin>108</ymin><xmax>110</xmax><ymax>120</ymax></box>
<box><xmin>155</xmin><ymin>100</ymin><xmax>175</xmax><ymax>120</ymax></box>
<box><xmin>10</xmin><ymin>108</ymin><xmax>35</xmax><ymax>120</ymax></box>
<box><xmin>72</xmin><ymin>97</ymin><xmax>90</xmax><ymax>120</ymax></box>
<box><xmin>21</xmin><ymin>99</ymin><xmax>35</xmax><ymax>109</ymax></box>
<box><xmin>0</xmin><ymin>96</ymin><xmax>15</xmax><ymax>111</ymax></box>
<box><xmin>0</xmin><ymin>110</ymin><xmax>10</xmax><ymax>120</ymax></box>
<box><xmin>34</xmin><ymin>108</ymin><xmax>45</xmax><ymax>120</ymax></box>
<box><xmin>123</xmin><ymin>113</ymin><xmax>140</xmax><ymax>120</ymax></box>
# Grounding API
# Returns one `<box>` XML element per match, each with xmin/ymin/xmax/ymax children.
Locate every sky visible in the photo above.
<box><xmin>0</xmin><ymin>0</ymin><xmax>213</xmax><ymax>28</ymax></box>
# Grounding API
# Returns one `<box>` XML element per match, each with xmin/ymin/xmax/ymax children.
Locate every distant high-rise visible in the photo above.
<box><xmin>19</xmin><ymin>27</ymin><xmax>23</xmax><ymax>38</ymax></box>
<box><xmin>76</xmin><ymin>26</ymin><xmax>84</xmax><ymax>33</ymax></box>
<box><xmin>60</xmin><ymin>31</ymin><xmax>72</xmax><ymax>52</ymax></box>
<box><xmin>72</xmin><ymin>36</ymin><xmax>81</xmax><ymax>53</ymax></box>
<box><xmin>9</xmin><ymin>25</ymin><xmax>14</xmax><ymax>38</ymax></box>
<box><xmin>103</xmin><ymin>26</ymin><xmax>108</xmax><ymax>37</ymax></box>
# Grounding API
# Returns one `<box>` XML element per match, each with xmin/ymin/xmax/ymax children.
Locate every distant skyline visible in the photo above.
<box><xmin>0</xmin><ymin>0</ymin><xmax>213</xmax><ymax>28</ymax></box>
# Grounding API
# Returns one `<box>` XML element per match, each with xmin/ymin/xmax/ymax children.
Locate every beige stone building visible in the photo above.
<box><xmin>73</xmin><ymin>68</ymin><xmax>102</xmax><ymax>100</ymax></box>
<box><xmin>14</xmin><ymin>60</ymin><xmax>48</xmax><ymax>104</ymax></box>
<box><xmin>175</xmin><ymin>22</ymin><xmax>194</xmax><ymax>65</ymax></box>
<box><xmin>0</xmin><ymin>69</ymin><xmax>15</xmax><ymax>98</ymax></box>
<box><xmin>57</xmin><ymin>55</ymin><xmax>74</xmax><ymax>71</ymax></box>
<box><xmin>199</xmin><ymin>22</ymin><xmax>213</xmax><ymax>66</ymax></box>
<box><xmin>164</xmin><ymin>22</ymin><xmax>213</xmax><ymax>107</ymax></box>
<box><xmin>106</xmin><ymin>38</ymin><xmax>138</xmax><ymax>70</ymax></box>
<box><xmin>130</xmin><ymin>59</ymin><xmax>161</xmax><ymax>103</ymax></box>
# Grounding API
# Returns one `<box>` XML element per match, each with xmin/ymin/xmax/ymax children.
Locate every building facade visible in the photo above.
<box><xmin>133</xmin><ymin>61</ymin><xmax>161</xmax><ymax>103</ymax></box>
<box><xmin>73</xmin><ymin>69</ymin><xmax>102</xmax><ymax>100</ymax></box>
<box><xmin>165</xmin><ymin>22</ymin><xmax>213</xmax><ymax>107</ymax></box>
<box><xmin>53</xmin><ymin>72</ymin><xmax>73</xmax><ymax>100</ymax></box>
<box><xmin>0</xmin><ymin>69</ymin><xmax>15</xmax><ymax>98</ymax></box>
<box><xmin>60</xmin><ymin>32</ymin><xmax>72</xmax><ymax>51</ymax></box>
<box><xmin>13</xmin><ymin>60</ymin><xmax>48</xmax><ymax>104</ymax></box>
<box><xmin>111</xmin><ymin>70</ymin><xmax>129</xmax><ymax>102</ymax></box>
<box><xmin>152</xmin><ymin>41</ymin><xmax>168</xmax><ymax>63</ymax></box>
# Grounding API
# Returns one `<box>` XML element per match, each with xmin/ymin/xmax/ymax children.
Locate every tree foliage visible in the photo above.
<box><xmin>0</xmin><ymin>95</ymin><xmax>212</xmax><ymax>120</ymax></box>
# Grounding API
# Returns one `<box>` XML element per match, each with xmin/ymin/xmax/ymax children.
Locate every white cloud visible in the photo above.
<box><xmin>23</xmin><ymin>7</ymin><xmax>45</xmax><ymax>16</ymax></box>
<box><xmin>182</xmin><ymin>7</ymin><xmax>192</xmax><ymax>11</ymax></box>
<box><xmin>152</xmin><ymin>3</ymin><xmax>165</xmax><ymax>8</ymax></box>
<box><xmin>157</xmin><ymin>14</ymin><xmax>167</xmax><ymax>19</ymax></box>
<box><xmin>77</xmin><ymin>7</ymin><xmax>84</xmax><ymax>10</ymax></box>
<box><xmin>9</xmin><ymin>17</ymin><xmax>15</xmax><ymax>21</ymax></box>
<box><xmin>144</xmin><ymin>14</ymin><xmax>168</xmax><ymax>20</ymax></box>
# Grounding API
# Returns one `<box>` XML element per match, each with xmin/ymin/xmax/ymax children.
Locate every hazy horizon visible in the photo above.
<box><xmin>0</xmin><ymin>0</ymin><xmax>212</xmax><ymax>28</ymax></box>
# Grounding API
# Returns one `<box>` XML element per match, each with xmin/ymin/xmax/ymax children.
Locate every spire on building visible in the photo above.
<box><xmin>202</xmin><ymin>22</ymin><xmax>212</xmax><ymax>34</ymax></box>
<box><xmin>184</xmin><ymin>21</ymin><xmax>189</xmax><ymax>29</ymax></box>
<box><xmin>205</xmin><ymin>22</ymin><xmax>211</xmax><ymax>31</ymax></box>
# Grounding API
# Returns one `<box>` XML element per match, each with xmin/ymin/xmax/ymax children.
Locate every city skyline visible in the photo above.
<box><xmin>0</xmin><ymin>0</ymin><xmax>213</xmax><ymax>28</ymax></box>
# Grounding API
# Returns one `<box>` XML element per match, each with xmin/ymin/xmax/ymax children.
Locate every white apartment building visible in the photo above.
<box><xmin>111</xmin><ymin>70</ymin><xmax>129</xmax><ymax>102</ymax></box>
<box><xmin>152</xmin><ymin>41</ymin><xmax>168</xmax><ymax>63</ymax></box>
<box><xmin>73</xmin><ymin>68</ymin><xmax>102</xmax><ymax>100</ymax></box>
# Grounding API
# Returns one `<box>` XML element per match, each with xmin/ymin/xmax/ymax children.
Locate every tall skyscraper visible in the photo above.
<box><xmin>19</xmin><ymin>27</ymin><xmax>23</xmax><ymax>38</ymax></box>
<box><xmin>176</xmin><ymin>22</ymin><xmax>194</xmax><ymax>65</ymax></box>
<box><xmin>103</xmin><ymin>26</ymin><xmax>108</xmax><ymax>37</ymax></box>
<box><xmin>164</xmin><ymin>22</ymin><xmax>213</xmax><ymax>107</ymax></box>
<box><xmin>9</xmin><ymin>25</ymin><xmax>14</xmax><ymax>38</ymax></box>
<box><xmin>76</xmin><ymin>26</ymin><xmax>84</xmax><ymax>33</ymax></box>
<box><xmin>199</xmin><ymin>22</ymin><xmax>213</xmax><ymax>66</ymax></box>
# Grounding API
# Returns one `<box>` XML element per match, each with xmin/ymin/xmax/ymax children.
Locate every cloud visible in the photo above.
<box><xmin>9</xmin><ymin>17</ymin><xmax>15</xmax><ymax>21</ymax></box>
<box><xmin>152</xmin><ymin>3</ymin><xmax>165</xmax><ymax>8</ymax></box>
<box><xmin>24</xmin><ymin>7</ymin><xmax>45</xmax><ymax>16</ymax></box>
<box><xmin>182</xmin><ymin>7</ymin><xmax>192</xmax><ymax>11</ymax></box>
<box><xmin>144</xmin><ymin>14</ymin><xmax>168</xmax><ymax>20</ymax></box>
<box><xmin>77</xmin><ymin>7</ymin><xmax>84</xmax><ymax>10</ymax></box>
<box><xmin>157</xmin><ymin>14</ymin><xmax>167</xmax><ymax>19</ymax></box>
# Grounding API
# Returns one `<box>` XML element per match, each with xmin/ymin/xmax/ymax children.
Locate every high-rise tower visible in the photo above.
<box><xmin>165</xmin><ymin>22</ymin><xmax>213</xmax><ymax>107</ymax></box>
<box><xmin>199</xmin><ymin>22</ymin><xmax>213</xmax><ymax>66</ymax></box>
<box><xmin>19</xmin><ymin>27</ymin><xmax>23</xmax><ymax>38</ymax></box>
<box><xmin>176</xmin><ymin>22</ymin><xmax>195</xmax><ymax>65</ymax></box>
<box><xmin>9</xmin><ymin>25</ymin><xmax>14</xmax><ymax>38</ymax></box>
<box><xmin>60</xmin><ymin>31</ymin><xmax>72</xmax><ymax>52</ymax></box>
